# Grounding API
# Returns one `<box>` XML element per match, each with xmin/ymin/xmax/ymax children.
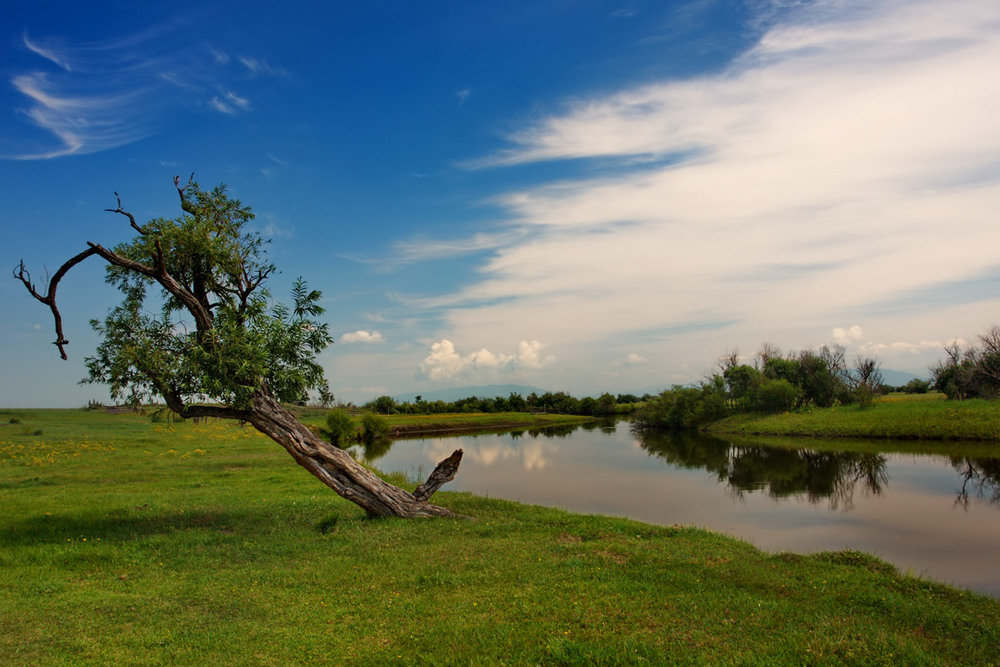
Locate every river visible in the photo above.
<box><xmin>363</xmin><ymin>421</ymin><xmax>1000</xmax><ymax>597</ymax></box>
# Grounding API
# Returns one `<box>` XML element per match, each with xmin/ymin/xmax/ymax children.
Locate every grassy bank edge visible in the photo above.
<box><xmin>704</xmin><ymin>393</ymin><xmax>1000</xmax><ymax>444</ymax></box>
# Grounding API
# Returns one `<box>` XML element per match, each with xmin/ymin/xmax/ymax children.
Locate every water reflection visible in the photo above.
<box><xmin>372</xmin><ymin>421</ymin><xmax>1000</xmax><ymax>596</ymax></box>
<box><xmin>636</xmin><ymin>432</ymin><xmax>888</xmax><ymax>510</ymax></box>
<box><xmin>952</xmin><ymin>457</ymin><xmax>1000</xmax><ymax>508</ymax></box>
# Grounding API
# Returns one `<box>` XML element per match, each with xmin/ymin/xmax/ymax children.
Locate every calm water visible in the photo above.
<box><xmin>364</xmin><ymin>421</ymin><xmax>1000</xmax><ymax>597</ymax></box>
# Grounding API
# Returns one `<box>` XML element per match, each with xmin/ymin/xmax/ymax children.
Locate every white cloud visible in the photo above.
<box><xmin>9</xmin><ymin>72</ymin><xmax>149</xmax><ymax>158</ymax></box>
<box><xmin>239</xmin><ymin>56</ymin><xmax>288</xmax><ymax>78</ymax></box>
<box><xmin>22</xmin><ymin>33</ymin><xmax>71</xmax><ymax>70</ymax></box>
<box><xmin>390</xmin><ymin>231</ymin><xmax>522</xmax><ymax>264</ymax></box>
<box><xmin>859</xmin><ymin>339</ymin><xmax>959</xmax><ymax>355</ymax></box>
<box><xmin>6</xmin><ymin>27</ymin><xmax>260</xmax><ymax>159</ymax></box>
<box><xmin>419</xmin><ymin>339</ymin><xmax>553</xmax><ymax>380</ymax></box>
<box><xmin>425</xmin><ymin>0</ymin><xmax>1000</xmax><ymax>385</ymax></box>
<box><xmin>625</xmin><ymin>353</ymin><xmax>646</xmax><ymax>365</ymax></box>
<box><xmin>456</xmin><ymin>88</ymin><xmax>471</xmax><ymax>105</ymax></box>
<box><xmin>832</xmin><ymin>325</ymin><xmax>864</xmax><ymax>345</ymax></box>
<box><xmin>340</xmin><ymin>330</ymin><xmax>385</xmax><ymax>344</ymax></box>
<box><xmin>209</xmin><ymin>92</ymin><xmax>250</xmax><ymax>115</ymax></box>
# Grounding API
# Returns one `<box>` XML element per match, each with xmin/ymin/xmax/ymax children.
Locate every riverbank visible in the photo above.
<box><xmin>1</xmin><ymin>409</ymin><xmax>998</xmax><ymax>662</ymax></box>
<box><xmin>706</xmin><ymin>392</ymin><xmax>1000</xmax><ymax>442</ymax></box>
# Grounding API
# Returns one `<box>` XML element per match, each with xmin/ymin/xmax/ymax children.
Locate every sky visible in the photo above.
<box><xmin>2</xmin><ymin>0</ymin><xmax>1000</xmax><ymax>407</ymax></box>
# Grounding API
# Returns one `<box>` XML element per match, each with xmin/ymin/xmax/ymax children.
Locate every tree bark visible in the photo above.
<box><xmin>245</xmin><ymin>395</ymin><xmax>461</xmax><ymax>517</ymax></box>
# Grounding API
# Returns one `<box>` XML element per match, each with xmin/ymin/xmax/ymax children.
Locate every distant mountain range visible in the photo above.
<box><xmin>393</xmin><ymin>384</ymin><xmax>548</xmax><ymax>403</ymax></box>
<box><xmin>880</xmin><ymin>369</ymin><xmax>926</xmax><ymax>386</ymax></box>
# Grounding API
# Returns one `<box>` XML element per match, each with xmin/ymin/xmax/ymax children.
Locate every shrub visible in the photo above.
<box><xmin>322</xmin><ymin>408</ymin><xmax>355</xmax><ymax>446</ymax></box>
<box><xmin>359</xmin><ymin>412</ymin><xmax>390</xmax><ymax>443</ymax></box>
<box><xmin>752</xmin><ymin>379</ymin><xmax>801</xmax><ymax>414</ymax></box>
<box><xmin>901</xmin><ymin>378</ymin><xmax>931</xmax><ymax>394</ymax></box>
<box><xmin>632</xmin><ymin>386</ymin><xmax>726</xmax><ymax>431</ymax></box>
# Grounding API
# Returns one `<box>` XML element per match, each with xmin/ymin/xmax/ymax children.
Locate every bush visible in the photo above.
<box><xmin>752</xmin><ymin>379</ymin><xmax>801</xmax><ymax>414</ymax></box>
<box><xmin>322</xmin><ymin>408</ymin><xmax>355</xmax><ymax>446</ymax></box>
<box><xmin>359</xmin><ymin>412</ymin><xmax>390</xmax><ymax>443</ymax></box>
<box><xmin>632</xmin><ymin>386</ymin><xmax>726</xmax><ymax>431</ymax></box>
<box><xmin>901</xmin><ymin>378</ymin><xmax>930</xmax><ymax>394</ymax></box>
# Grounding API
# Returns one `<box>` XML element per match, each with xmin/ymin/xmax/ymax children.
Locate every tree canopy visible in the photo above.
<box><xmin>16</xmin><ymin>178</ymin><xmax>461</xmax><ymax>517</ymax></box>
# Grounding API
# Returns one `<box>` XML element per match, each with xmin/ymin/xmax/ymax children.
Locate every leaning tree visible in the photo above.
<box><xmin>15</xmin><ymin>177</ymin><xmax>462</xmax><ymax>517</ymax></box>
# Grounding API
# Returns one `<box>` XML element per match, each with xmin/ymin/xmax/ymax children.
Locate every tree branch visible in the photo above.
<box><xmin>87</xmin><ymin>242</ymin><xmax>214</xmax><ymax>338</ymax></box>
<box><xmin>173</xmin><ymin>174</ymin><xmax>198</xmax><ymax>215</ymax></box>
<box><xmin>104</xmin><ymin>193</ymin><xmax>146</xmax><ymax>235</ymax></box>
<box><xmin>14</xmin><ymin>247</ymin><xmax>101</xmax><ymax>359</ymax></box>
<box><xmin>413</xmin><ymin>449</ymin><xmax>464</xmax><ymax>501</ymax></box>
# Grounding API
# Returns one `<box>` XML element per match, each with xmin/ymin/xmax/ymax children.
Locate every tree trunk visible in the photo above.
<box><xmin>245</xmin><ymin>395</ymin><xmax>461</xmax><ymax>517</ymax></box>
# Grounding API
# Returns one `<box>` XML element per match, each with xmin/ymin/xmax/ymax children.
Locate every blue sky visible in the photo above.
<box><xmin>2</xmin><ymin>0</ymin><xmax>1000</xmax><ymax>407</ymax></box>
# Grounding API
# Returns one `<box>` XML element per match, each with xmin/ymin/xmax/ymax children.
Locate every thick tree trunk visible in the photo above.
<box><xmin>245</xmin><ymin>395</ymin><xmax>461</xmax><ymax>517</ymax></box>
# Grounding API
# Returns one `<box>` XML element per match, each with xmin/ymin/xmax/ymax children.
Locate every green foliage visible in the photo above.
<box><xmin>632</xmin><ymin>386</ymin><xmax>727</xmax><ymax>431</ymax></box>
<box><xmin>795</xmin><ymin>352</ymin><xmax>838</xmax><ymax>408</ymax></box>
<box><xmin>933</xmin><ymin>328</ymin><xmax>1000</xmax><ymax>400</ymax></box>
<box><xmin>901</xmin><ymin>378</ymin><xmax>931</xmax><ymax>394</ymax></box>
<box><xmin>82</xmin><ymin>182</ymin><xmax>333</xmax><ymax>410</ymax></box>
<box><xmin>359</xmin><ymin>412</ymin><xmax>390</xmax><ymax>443</ymax></box>
<box><xmin>752</xmin><ymin>379</ymin><xmax>802</xmax><ymax>414</ymax></box>
<box><xmin>365</xmin><ymin>395</ymin><xmax>397</xmax><ymax>415</ymax></box>
<box><xmin>724</xmin><ymin>364</ymin><xmax>762</xmax><ymax>401</ymax></box>
<box><xmin>321</xmin><ymin>409</ymin><xmax>355</xmax><ymax>446</ymax></box>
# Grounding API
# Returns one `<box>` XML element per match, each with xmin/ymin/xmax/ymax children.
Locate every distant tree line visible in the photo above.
<box><xmin>358</xmin><ymin>391</ymin><xmax>641</xmax><ymax>417</ymax></box>
<box><xmin>633</xmin><ymin>343</ymin><xmax>886</xmax><ymax>431</ymax></box>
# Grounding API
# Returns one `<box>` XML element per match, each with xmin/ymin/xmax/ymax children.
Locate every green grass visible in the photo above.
<box><xmin>2</xmin><ymin>409</ymin><xmax>999</xmax><ymax>663</ymax></box>
<box><xmin>707</xmin><ymin>392</ymin><xmax>1000</xmax><ymax>443</ymax></box>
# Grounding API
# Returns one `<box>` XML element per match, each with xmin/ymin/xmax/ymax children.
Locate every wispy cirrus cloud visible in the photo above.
<box><xmin>344</xmin><ymin>230</ymin><xmax>525</xmax><ymax>271</ymax></box>
<box><xmin>425</xmin><ymin>0</ymin><xmax>1000</xmax><ymax>386</ymax></box>
<box><xmin>238</xmin><ymin>56</ymin><xmax>288</xmax><ymax>78</ymax></box>
<box><xmin>5</xmin><ymin>27</ymin><xmax>282</xmax><ymax>159</ymax></box>
<box><xmin>209</xmin><ymin>91</ymin><xmax>251</xmax><ymax>115</ymax></box>
<box><xmin>22</xmin><ymin>32</ymin><xmax>72</xmax><ymax>70</ymax></box>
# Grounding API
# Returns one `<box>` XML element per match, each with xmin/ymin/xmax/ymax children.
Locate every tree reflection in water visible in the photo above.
<box><xmin>637</xmin><ymin>432</ymin><xmax>888</xmax><ymax>510</ymax></box>
<box><xmin>952</xmin><ymin>457</ymin><xmax>1000</xmax><ymax>508</ymax></box>
<box><xmin>357</xmin><ymin>421</ymin><xmax>1000</xmax><ymax>511</ymax></box>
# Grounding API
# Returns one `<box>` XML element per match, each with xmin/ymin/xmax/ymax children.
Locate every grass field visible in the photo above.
<box><xmin>2</xmin><ymin>409</ymin><xmax>999</xmax><ymax>663</ymax></box>
<box><xmin>707</xmin><ymin>392</ymin><xmax>1000</xmax><ymax>443</ymax></box>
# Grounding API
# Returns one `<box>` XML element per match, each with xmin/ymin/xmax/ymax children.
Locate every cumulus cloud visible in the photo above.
<box><xmin>419</xmin><ymin>339</ymin><xmax>553</xmax><ymax>380</ymax></box>
<box><xmin>340</xmin><ymin>330</ymin><xmax>384</xmax><ymax>344</ymax></box>
<box><xmin>425</xmin><ymin>0</ymin><xmax>1000</xmax><ymax>384</ymax></box>
<box><xmin>625</xmin><ymin>353</ymin><xmax>646</xmax><ymax>365</ymax></box>
<box><xmin>832</xmin><ymin>325</ymin><xmax>864</xmax><ymax>345</ymax></box>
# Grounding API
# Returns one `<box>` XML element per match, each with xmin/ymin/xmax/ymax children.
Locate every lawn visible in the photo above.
<box><xmin>2</xmin><ymin>409</ymin><xmax>998</xmax><ymax>663</ymax></box>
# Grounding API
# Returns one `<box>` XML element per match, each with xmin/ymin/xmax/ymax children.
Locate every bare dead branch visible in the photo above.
<box><xmin>104</xmin><ymin>192</ymin><xmax>146</xmax><ymax>235</ymax></box>
<box><xmin>173</xmin><ymin>173</ymin><xmax>198</xmax><ymax>214</ymax></box>
<box><xmin>413</xmin><ymin>449</ymin><xmax>464</xmax><ymax>501</ymax></box>
<box><xmin>14</xmin><ymin>247</ymin><xmax>101</xmax><ymax>359</ymax></box>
